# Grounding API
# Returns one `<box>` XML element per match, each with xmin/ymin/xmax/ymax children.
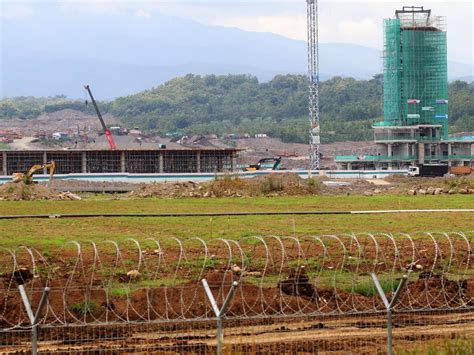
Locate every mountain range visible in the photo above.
<box><xmin>1</xmin><ymin>7</ymin><xmax>472</xmax><ymax>99</ymax></box>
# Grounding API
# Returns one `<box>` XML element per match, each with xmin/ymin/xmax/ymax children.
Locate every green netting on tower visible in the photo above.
<box><xmin>383</xmin><ymin>18</ymin><xmax>402</xmax><ymax>126</ymax></box>
<box><xmin>383</xmin><ymin>15</ymin><xmax>448</xmax><ymax>137</ymax></box>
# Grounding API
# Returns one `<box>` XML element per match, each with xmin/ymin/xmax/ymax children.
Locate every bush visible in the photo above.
<box><xmin>259</xmin><ymin>175</ymin><xmax>284</xmax><ymax>194</ymax></box>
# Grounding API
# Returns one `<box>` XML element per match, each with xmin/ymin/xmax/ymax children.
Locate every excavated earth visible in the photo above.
<box><xmin>0</xmin><ymin>173</ymin><xmax>471</xmax><ymax>200</ymax></box>
<box><xmin>0</xmin><ymin>266</ymin><xmax>473</xmax><ymax>354</ymax></box>
<box><xmin>0</xmin><ymin>182</ymin><xmax>80</xmax><ymax>201</ymax></box>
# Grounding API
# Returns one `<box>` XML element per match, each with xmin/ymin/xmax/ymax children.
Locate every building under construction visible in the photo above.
<box><xmin>336</xmin><ymin>6</ymin><xmax>474</xmax><ymax>170</ymax></box>
<box><xmin>0</xmin><ymin>147</ymin><xmax>238</xmax><ymax>176</ymax></box>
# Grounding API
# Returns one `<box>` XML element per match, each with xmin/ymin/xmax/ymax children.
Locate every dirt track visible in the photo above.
<box><xmin>1</xmin><ymin>311</ymin><xmax>473</xmax><ymax>354</ymax></box>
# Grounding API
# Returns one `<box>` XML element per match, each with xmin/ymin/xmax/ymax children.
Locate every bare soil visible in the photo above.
<box><xmin>0</xmin><ymin>182</ymin><xmax>80</xmax><ymax>201</ymax></box>
<box><xmin>0</xmin><ymin>109</ymin><xmax>118</xmax><ymax>140</ymax></box>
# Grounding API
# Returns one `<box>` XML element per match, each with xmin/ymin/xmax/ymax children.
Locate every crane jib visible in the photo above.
<box><xmin>84</xmin><ymin>85</ymin><xmax>117</xmax><ymax>150</ymax></box>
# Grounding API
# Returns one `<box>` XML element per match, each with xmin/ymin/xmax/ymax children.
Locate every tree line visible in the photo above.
<box><xmin>0</xmin><ymin>75</ymin><xmax>472</xmax><ymax>143</ymax></box>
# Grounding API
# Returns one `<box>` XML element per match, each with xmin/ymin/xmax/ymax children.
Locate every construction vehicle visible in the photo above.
<box><xmin>408</xmin><ymin>164</ymin><xmax>473</xmax><ymax>177</ymax></box>
<box><xmin>244</xmin><ymin>157</ymin><xmax>282</xmax><ymax>171</ymax></box>
<box><xmin>448</xmin><ymin>166</ymin><xmax>473</xmax><ymax>176</ymax></box>
<box><xmin>12</xmin><ymin>161</ymin><xmax>55</xmax><ymax>184</ymax></box>
<box><xmin>408</xmin><ymin>164</ymin><xmax>449</xmax><ymax>177</ymax></box>
<box><xmin>84</xmin><ymin>85</ymin><xmax>117</xmax><ymax>150</ymax></box>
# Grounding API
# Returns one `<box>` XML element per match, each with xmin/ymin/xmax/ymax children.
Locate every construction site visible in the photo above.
<box><xmin>0</xmin><ymin>2</ymin><xmax>473</xmax><ymax>355</ymax></box>
<box><xmin>336</xmin><ymin>7</ymin><xmax>474</xmax><ymax>171</ymax></box>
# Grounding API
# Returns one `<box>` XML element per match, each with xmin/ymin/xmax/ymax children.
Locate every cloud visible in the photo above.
<box><xmin>134</xmin><ymin>9</ymin><xmax>151</xmax><ymax>19</ymax></box>
<box><xmin>1</xmin><ymin>0</ymin><xmax>470</xmax><ymax>63</ymax></box>
<box><xmin>215</xmin><ymin>14</ymin><xmax>306</xmax><ymax>40</ymax></box>
<box><xmin>57</xmin><ymin>0</ymin><xmax>125</xmax><ymax>15</ymax></box>
<box><xmin>334</xmin><ymin>19</ymin><xmax>380</xmax><ymax>48</ymax></box>
<box><xmin>0</xmin><ymin>3</ymin><xmax>35</xmax><ymax>19</ymax></box>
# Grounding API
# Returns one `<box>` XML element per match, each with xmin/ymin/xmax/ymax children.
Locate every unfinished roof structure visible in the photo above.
<box><xmin>0</xmin><ymin>148</ymin><xmax>239</xmax><ymax>175</ymax></box>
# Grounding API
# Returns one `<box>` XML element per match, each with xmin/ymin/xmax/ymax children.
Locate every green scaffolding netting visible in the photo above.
<box><xmin>383</xmin><ymin>17</ymin><xmax>448</xmax><ymax>137</ymax></box>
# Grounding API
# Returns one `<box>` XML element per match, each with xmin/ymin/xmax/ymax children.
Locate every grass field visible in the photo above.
<box><xmin>0</xmin><ymin>194</ymin><xmax>472</xmax><ymax>249</ymax></box>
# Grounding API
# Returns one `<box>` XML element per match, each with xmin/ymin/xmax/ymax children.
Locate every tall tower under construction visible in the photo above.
<box><xmin>383</xmin><ymin>7</ymin><xmax>448</xmax><ymax>133</ymax></box>
<box><xmin>336</xmin><ymin>6</ymin><xmax>474</xmax><ymax>171</ymax></box>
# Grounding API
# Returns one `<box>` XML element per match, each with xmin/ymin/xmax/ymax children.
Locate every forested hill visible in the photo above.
<box><xmin>106</xmin><ymin>74</ymin><xmax>384</xmax><ymax>143</ymax></box>
<box><xmin>1</xmin><ymin>75</ymin><xmax>473</xmax><ymax>143</ymax></box>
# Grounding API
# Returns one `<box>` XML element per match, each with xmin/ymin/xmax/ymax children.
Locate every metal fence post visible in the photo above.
<box><xmin>202</xmin><ymin>278</ymin><xmax>239</xmax><ymax>355</ymax></box>
<box><xmin>370</xmin><ymin>272</ymin><xmax>409</xmax><ymax>355</ymax></box>
<box><xmin>18</xmin><ymin>284</ymin><xmax>50</xmax><ymax>355</ymax></box>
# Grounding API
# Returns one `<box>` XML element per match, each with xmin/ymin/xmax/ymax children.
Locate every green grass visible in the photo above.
<box><xmin>0</xmin><ymin>195</ymin><xmax>472</xmax><ymax>249</ymax></box>
<box><xmin>68</xmin><ymin>301</ymin><xmax>97</xmax><ymax>317</ymax></box>
<box><xmin>347</xmin><ymin>275</ymin><xmax>397</xmax><ymax>297</ymax></box>
<box><xmin>396</xmin><ymin>337</ymin><xmax>474</xmax><ymax>354</ymax></box>
<box><xmin>107</xmin><ymin>278</ymin><xmax>188</xmax><ymax>296</ymax></box>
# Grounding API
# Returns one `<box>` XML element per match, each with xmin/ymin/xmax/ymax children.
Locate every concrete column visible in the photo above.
<box><xmin>2</xmin><ymin>152</ymin><xmax>7</xmax><ymax>175</ymax></box>
<box><xmin>120</xmin><ymin>151</ymin><xmax>126</xmax><ymax>173</ymax></box>
<box><xmin>159</xmin><ymin>152</ymin><xmax>164</xmax><ymax>173</ymax></box>
<box><xmin>471</xmin><ymin>144</ymin><xmax>474</xmax><ymax>168</ymax></box>
<box><xmin>347</xmin><ymin>162</ymin><xmax>352</xmax><ymax>170</ymax></box>
<box><xmin>196</xmin><ymin>151</ymin><xmax>201</xmax><ymax>173</ymax></box>
<box><xmin>82</xmin><ymin>152</ymin><xmax>87</xmax><ymax>173</ymax></box>
<box><xmin>43</xmin><ymin>151</ymin><xmax>48</xmax><ymax>174</ymax></box>
<box><xmin>418</xmin><ymin>143</ymin><xmax>425</xmax><ymax>164</ymax></box>
<box><xmin>387</xmin><ymin>143</ymin><xmax>393</xmax><ymax>170</ymax></box>
<box><xmin>447</xmin><ymin>143</ymin><xmax>453</xmax><ymax>167</ymax></box>
<box><xmin>231</xmin><ymin>153</ymin><xmax>238</xmax><ymax>172</ymax></box>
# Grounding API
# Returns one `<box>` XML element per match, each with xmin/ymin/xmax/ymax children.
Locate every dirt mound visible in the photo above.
<box><xmin>0</xmin><ymin>182</ymin><xmax>81</xmax><ymax>201</ymax></box>
<box><xmin>129</xmin><ymin>173</ymin><xmax>324</xmax><ymax>199</ymax></box>
<box><xmin>129</xmin><ymin>181</ymin><xmax>203</xmax><ymax>198</ymax></box>
<box><xmin>0</xmin><ymin>181</ymin><xmax>58</xmax><ymax>201</ymax></box>
<box><xmin>279</xmin><ymin>266</ymin><xmax>317</xmax><ymax>299</ymax></box>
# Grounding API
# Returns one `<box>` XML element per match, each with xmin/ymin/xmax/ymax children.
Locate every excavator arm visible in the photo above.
<box><xmin>26</xmin><ymin>161</ymin><xmax>55</xmax><ymax>181</ymax></box>
<box><xmin>12</xmin><ymin>161</ymin><xmax>56</xmax><ymax>184</ymax></box>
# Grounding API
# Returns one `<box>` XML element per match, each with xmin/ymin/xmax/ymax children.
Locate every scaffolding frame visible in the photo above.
<box><xmin>383</xmin><ymin>9</ymin><xmax>448</xmax><ymax>137</ymax></box>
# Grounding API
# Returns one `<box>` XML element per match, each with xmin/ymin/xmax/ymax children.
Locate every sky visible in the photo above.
<box><xmin>1</xmin><ymin>0</ymin><xmax>473</xmax><ymax>64</ymax></box>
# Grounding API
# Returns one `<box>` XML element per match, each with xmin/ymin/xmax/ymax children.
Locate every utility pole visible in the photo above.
<box><xmin>307</xmin><ymin>0</ymin><xmax>321</xmax><ymax>171</ymax></box>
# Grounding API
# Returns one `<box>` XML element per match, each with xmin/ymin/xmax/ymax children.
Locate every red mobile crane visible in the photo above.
<box><xmin>84</xmin><ymin>85</ymin><xmax>117</xmax><ymax>150</ymax></box>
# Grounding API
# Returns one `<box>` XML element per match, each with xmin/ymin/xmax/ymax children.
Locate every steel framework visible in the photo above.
<box><xmin>307</xmin><ymin>0</ymin><xmax>320</xmax><ymax>170</ymax></box>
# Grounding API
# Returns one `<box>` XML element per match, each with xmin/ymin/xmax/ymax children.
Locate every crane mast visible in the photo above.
<box><xmin>306</xmin><ymin>0</ymin><xmax>320</xmax><ymax>171</ymax></box>
<box><xmin>84</xmin><ymin>85</ymin><xmax>117</xmax><ymax>150</ymax></box>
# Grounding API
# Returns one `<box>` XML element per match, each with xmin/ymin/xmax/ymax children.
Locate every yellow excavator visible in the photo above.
<box><xmin>12</xmin><ymin>161</ymin><xmax>55</xmax><ymax>184</ymax></box>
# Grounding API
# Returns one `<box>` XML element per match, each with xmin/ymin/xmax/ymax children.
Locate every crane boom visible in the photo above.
<box><xmin>84</xmin><ymin>85</ymin><xmax>117</xmax><ymax>150</ymax></box>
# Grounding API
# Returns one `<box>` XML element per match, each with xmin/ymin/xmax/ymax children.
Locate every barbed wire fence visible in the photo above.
<box><xmin>1</xmin><ymin>231</ymin><xmax>473</xmax><ymax>353</ymax></box>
